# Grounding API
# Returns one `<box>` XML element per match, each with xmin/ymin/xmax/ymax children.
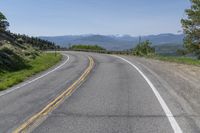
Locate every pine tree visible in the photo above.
<box><xmin>0</xmin><ymin>12</ymin><xmax>9</xmax><ymax>31</ymax></box>
<box><xmin>181</xmin><ymin>0</ymin><xmax>200</xmax><ymax>59</ymax></box>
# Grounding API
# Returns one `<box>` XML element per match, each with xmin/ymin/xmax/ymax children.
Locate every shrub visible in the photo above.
<box><xmin>133</xmin><ymin>40</ymin><xmax>155</xmax><ymax>56</ymax></box>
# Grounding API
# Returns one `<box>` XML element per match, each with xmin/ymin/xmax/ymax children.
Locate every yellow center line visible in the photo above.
<box><xmin>13</xmin><ymin>56</ymin><xmax>94</xmax><ymax>133</ymax></box>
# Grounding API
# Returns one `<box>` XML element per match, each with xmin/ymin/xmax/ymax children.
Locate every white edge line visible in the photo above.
<box><xmin>113</xmin><ymin>55</ymin><xmax>183</xmax><ymax>133</ymax></box>
<box><xmin>0</xmin><ymin>54</ymin><xmax>70</xmax><ymax>97</ymax></box>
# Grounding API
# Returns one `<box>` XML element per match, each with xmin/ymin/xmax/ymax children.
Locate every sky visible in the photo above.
<box><xmin>0</xmin><ymin>0</ymin><xmax>190</xmax><ymax>36</ymax></box>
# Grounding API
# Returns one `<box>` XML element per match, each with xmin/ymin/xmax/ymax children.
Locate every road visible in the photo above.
<box><xmin>0</xmin><ymin>51</ymin><xmax>199</xmax><ymax>133</ymax></box>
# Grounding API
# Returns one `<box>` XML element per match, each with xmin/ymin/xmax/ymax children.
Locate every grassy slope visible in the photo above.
<box><xmin>0</xmin><ymin>53</ymin><xmax>62</xmax><ymax>91</ymax></box>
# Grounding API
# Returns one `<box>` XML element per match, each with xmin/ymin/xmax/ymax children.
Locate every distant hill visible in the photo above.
<box><xmin>40</xmin><ymin>33</ymin><xmax>184</xmax><ymax>51</ymax></box>
<box><xmin>154</xmin><ymin>44</ymin><xmax>184</xmax><ymax>55</ymax></box>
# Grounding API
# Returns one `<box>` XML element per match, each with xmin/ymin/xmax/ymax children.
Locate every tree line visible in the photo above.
<box><xmin>69</xmin><ymin>45</ymin><xmax>106</xmax><ymax>51</ymax></box>
<box><xmin>0</xmin><ymin>12</ymin><xmax>59</xmax><ymax>50</ymax></box>
<box><xmin>12</xmin><ymin>33</ymin><xmax>60</xmax><ymax>50</ymax></box>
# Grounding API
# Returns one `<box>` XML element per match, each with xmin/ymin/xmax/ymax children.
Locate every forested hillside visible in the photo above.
<box><xmin>0</xmin><ymin>12</ymin><xmax>62</xmax><ymax>90</ymax></box>
<box><xmin>0</xmin><ymin>12</ymin><xmax>59</xmax><ymax>71</ymax></box>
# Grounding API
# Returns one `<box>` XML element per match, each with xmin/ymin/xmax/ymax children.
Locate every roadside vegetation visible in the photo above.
<box><xmin>0</xmin><ymin>12</ymin><xmax>62</xmax><ymax>90</ymax></box>
<box><xmin>69</xmin><ymin>44</ymin><xmax>106</xmax><ymax>51</ymax></box>
<box><xmin>132</xmin><ymin>40</ymin><xmax>155</xmax><ymax>56</ymax></box>
<box><xmin>129</xmin><ymin>41</ymin><xmax>200</xmax><ymax>66</ymax></box>
<box><xmin>0</xmin><ymin>53</ymin><xmax>62</xmax><ymax>91</ymax></box>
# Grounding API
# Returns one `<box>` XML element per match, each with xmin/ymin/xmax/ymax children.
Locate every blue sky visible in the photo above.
<box><xmin>0</xmin><ymin>0</ymin><xmax>190</xmax><ymax>36</ymax></box>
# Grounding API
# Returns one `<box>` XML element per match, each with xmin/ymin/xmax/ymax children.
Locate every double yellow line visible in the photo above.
<box><xmin>13</xmin><ymin>56</ymin><xmax>94</xmax><ymax>133</ymax></box>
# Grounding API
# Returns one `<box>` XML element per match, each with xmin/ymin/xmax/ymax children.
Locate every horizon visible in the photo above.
<box><xmin>0</xmin><ymin>0</ymin><xmax>190</xmax><ymax>36</ymax></box>
<box><xmin>38</xmin><ymin>33</ymin><xmax>183</xmax><ymax>38</ymax></box>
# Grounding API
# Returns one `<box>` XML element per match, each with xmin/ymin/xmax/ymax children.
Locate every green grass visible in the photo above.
<box><xmin>0</xmin><ymin>53</ymin><xmax>62</xmax><ymax>91</ymax></box>
<box><xmin>149</xmin><ymin>55</ymin><xmax>200</xmax><ymax>66</ymax></box>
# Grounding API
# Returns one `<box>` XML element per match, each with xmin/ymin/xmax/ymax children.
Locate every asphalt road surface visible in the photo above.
<box><xmin>0</xmin><ymin>51</ymin><xmax>199</xmax><ymax>133</ymax></box>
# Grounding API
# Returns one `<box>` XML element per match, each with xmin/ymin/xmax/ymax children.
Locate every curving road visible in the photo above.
<box><xmin>0</xmin><ymin>53</ymin><xmax>88</xmax><ymax>132</ymax></box>
<box><xmin>0</xmin><ymin>51</ymin><xmax>199</xmax><ymax>133</ymax></box>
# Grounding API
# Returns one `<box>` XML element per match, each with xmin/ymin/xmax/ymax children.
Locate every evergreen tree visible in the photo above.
<box><xmin>0</xmin><ymin>12</ymin><xmax>9</xmax><ymax>31</ymax></box>
<box><xmin>181</xmin><ymin>0</ymin><xmax>200</xmax><ymax>59</ymax></box>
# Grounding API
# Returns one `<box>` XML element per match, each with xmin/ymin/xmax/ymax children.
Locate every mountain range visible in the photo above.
<box><xmin>39</xmin><ymin>33</ymin><xmax>184</xmax><ymax>51</ymax></box>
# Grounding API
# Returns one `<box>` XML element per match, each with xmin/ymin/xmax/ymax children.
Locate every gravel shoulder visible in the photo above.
<box><xmin>134</xmin><ymin>57</ymin><xmax>200</xmax><ymax>110</ymax></box>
